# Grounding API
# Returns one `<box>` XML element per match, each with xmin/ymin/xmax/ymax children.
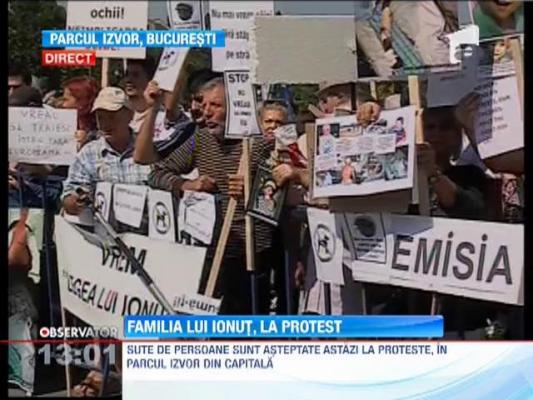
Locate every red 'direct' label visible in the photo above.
<box><xmin>42</xmin><ymin>50</ymin><xmax>96</xmax><ymax>67</ymax></box>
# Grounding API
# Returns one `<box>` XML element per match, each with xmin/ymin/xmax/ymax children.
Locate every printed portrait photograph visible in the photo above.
<box><xmin>383</xmin><ymin>146</ymin><xmax>408</xmax><ymax>181</ymax></box>
<box><xmin>316</xmin><ymin>123</ymin><xmax>340</xmax><ymax>155</ymax></box>
<box><xmin>248</xmin><ymin>165</ymin><xmax>287</xmax><ymax>226</ymax></box>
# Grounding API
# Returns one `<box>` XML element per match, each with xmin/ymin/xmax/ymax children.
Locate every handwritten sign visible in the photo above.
<box><xmin>113</xmin><ymin>184</ymin><xmax>148</xmax><ymax>228</ymax></box>
<box><xmin>9</xmin><ymin>107</ymin><xmax>77</xmax><ymax>165</ymax></box>
<box><xmin>210</xmin><ymin>1</ymin><xmax>274</xmax><ymax>71</ymax></box>
<box><xmin>224</xmin><ymin>70</ymin><xmax>261</xmax><ymax>138</ymax></box>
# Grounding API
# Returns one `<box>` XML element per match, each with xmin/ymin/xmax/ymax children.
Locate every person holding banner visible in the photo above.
<box><xmin>8</xmin><ymin>87</ymin><xmax>63</xmax><ymax>210</ymax></box>
<box><xmin>62</xmin><ymin>87</ymin><xmax>150</xmax><ymax>216</ymax></box>
<box><xmin>149</xmin><ymin>76</ymin><xmax>275</xmax><ymax>314</ymax></box>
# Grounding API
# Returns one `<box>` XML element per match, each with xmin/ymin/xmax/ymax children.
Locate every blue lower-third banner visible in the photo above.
<box><xmin>124</xmin><ymin>315</ymin><xmax>443</xmax><ymax>338</ymax></box>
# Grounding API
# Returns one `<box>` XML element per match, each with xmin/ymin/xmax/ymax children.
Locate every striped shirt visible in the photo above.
<box><xmin>149</xmin><ymin>128</ymin><xmax>274</xmax><ymax>259</ymax></box>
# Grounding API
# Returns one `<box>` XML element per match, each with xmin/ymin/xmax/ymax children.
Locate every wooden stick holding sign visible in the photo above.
<box><xmin>509</xmin><ymin>38</ymin><xmax>523</xmax><ymax>119</ymax></box>
<box><xmin>61</xmin><ymin>307</ymin><xmax>72</xmax><ymax>397</ymax></box>
<box><xmin>408</xmin><ymin>75</ymin><xmax>440</xmax><ymax>317</ymax></box>
<box><xmin>205</xmin><ymin>153</ymin><xmax>246</xmax><ymax>297</ymax></box>
<box><xmin>101</xmin><ymin>58</ymin><xmax>110</xmax><ymax>88</ymax></box>
<box><xmin>243</xmin><ymin>138</ymin><xmax>255</xmax><ymax>272</ymax></box>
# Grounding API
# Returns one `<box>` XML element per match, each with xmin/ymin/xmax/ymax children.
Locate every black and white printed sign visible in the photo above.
<box><xmin>307</xmin><ymin>208</ymin><xmax>344</xmax><ymax>285</ymax></box>
<box><xmin>224</xmin><ymin>70</ymin><xmax>261</xmax><ymax>138</ymax></box>
<box><xmin>148</xmin><ymin>189</ymin><xmax>176</xmax><ymax>242</ymax></box>
<box><xmin>167</xmin><ymin>0</ymin><xmax>203</xmax><ymax>29</ymax></box>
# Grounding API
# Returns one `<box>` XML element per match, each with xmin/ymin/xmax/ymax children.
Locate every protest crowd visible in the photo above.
<box><xmin>8</xmin><ymin>0</ymin><xmax>524</xmax><ymax>396</ymax></box>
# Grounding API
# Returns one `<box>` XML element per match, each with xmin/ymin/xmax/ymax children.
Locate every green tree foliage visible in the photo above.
<box><xmin>8</xmin><ymin>1</ymin><xmax>76</xmax><ymax>90</ymax></box>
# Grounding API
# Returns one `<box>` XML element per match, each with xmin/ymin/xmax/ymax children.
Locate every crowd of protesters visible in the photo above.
<box><xmin>7</xmin><ymin>1</ymin><xmax>525</xmax><ymax>396</ymax></box>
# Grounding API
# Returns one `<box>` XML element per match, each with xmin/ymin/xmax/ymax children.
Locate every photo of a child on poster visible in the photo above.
<box><xmin>248</xmin><ymin>165</ymin><xmax>287</xmax><ymax>226</ymax></box>
<box><xmin>313</xmin><ymin>106</ymin><xmax>415</xmax><ymax>198</ymax></box>
<box><xmin>463</xmin><ymin>0</ymin><xmax>523</xmax><ymax>40</ymax></box>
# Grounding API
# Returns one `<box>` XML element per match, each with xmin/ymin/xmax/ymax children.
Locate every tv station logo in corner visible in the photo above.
<box><xmin>39</xmin><ymin>326</ymin><xmax>118</xmax><ymax>339</ymax></box>
<box><xmin>42</xmin><ymin>50</ymin><xmax>96</xmax><ymax>68</ymax></box>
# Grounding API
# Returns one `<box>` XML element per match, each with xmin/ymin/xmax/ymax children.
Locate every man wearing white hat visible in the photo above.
<box><xmin>62</xmin><ymin>87</ymin><xmax>150</xmax><ymax>216</ymax></box>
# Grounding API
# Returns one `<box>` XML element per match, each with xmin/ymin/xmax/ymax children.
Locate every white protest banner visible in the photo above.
<box><xmin>251</xmin><ymin>16</ymin><xmax>358</xmax><ymax>84</ymax></box>
<box><xmin>55</xmin><ymin>217</ymin><xmax>218</xmax><ymax>338</ymax></box>
<box><xmin>210</xmin><ymin>1</ymin><xmax>274</xmax><ymax>71</ymax></box>
<box><xmin>347</xmin><ymin>213</ymin><xmax>523</xmax><ymax>305</ymax></box>
<box><xmin>9</xmin><ymin>108</ymin><xmax>77</xmax><ymax>165</ymax></box>
<box><xmin>313</xmin><ymin>106</ymin><xmax>415</xmax><ymax>198</ymax></box>
<box><xmin>148</xmin><ymin>188</ymin><xmax>176</xmax><ymax>242</ymax></box>
<box><xmin>113</xmin><ymin>184</ymin><xmax>148</xmax><ymax>228</ymax></box>
<box><xmin>153</xmin><ymin>48</ymin><xmax>190</xmax><ymax>92</ymax></box>
<box><xmin>66</xmin><ymin>1</ymin><xmax>148</xmax><ymax>59</ymax></box>
<box><xmin>224</xmin><ymin>70</ymin><xmax>261</xmax><ymax>138</ymax></box>
<box><xmin>178</xmin><ymin>191</ymin><xmax>216</xmax><ymax>245</ymax></box>
<box><xmin>307</xmin><ymin>208</ymin><xmax>344</xmax><ymax>285</ymax></box>
<box><xmin>95</xmin><ymin>182</ymin><xmax>113</xmax><ymax>221</ymax></box>
<box><xmin>474</xmin><ymin>76</ymin><xmax>523</xmax><ymax>159</ymax></box>
<box><xmin>167</xmin><ymin>0</ymin><xmax>203</xmax><ymax>29</ymax></box>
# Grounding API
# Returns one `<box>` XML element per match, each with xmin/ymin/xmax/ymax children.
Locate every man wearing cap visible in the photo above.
<box><xmin>62</xmin><ymin>87</ymin><xmax>150</xmax><ymax>215</ymax></box>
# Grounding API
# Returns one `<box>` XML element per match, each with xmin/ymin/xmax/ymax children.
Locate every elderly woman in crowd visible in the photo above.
<box><xmin>60</xmin><ymin>76</ymin><xmax>100</xmax><ymax>151</ymax></box>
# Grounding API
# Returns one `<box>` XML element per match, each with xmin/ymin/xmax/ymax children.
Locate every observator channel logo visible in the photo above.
<box><xmin>39</xmin><ymin>326</ymin><xmax>118</xmax><ymax>339</ymax></box>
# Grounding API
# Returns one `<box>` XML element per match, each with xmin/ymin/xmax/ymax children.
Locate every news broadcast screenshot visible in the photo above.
<box><xmin>6</xmin><ymin>0</ymin><xmax>528</xmax><ymax>398</ymax></box>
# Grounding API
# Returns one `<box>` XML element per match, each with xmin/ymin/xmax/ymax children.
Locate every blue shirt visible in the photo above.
<box><xmin>61</xmin><ymin>135</ymin><xmax>150</xmax><ymax>200</ymax></box>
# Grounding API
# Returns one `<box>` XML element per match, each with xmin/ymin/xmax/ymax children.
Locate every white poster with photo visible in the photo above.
<box><xmin>153</xmin><ymin>48</ymin><xmax>190</xmax><ymax>92</ymax></box>
<box><xmin>178</xmin><ymin>191</ymin><xmax>216</xmax><ymax>245</ymax></box>
<box><xmin>55</xmin><ymin>217</ymin><xmax>218</xmax><ymax>338</ymax></box>
<box><xmin>210</xmin><ymin>1</ymin><xmax>274</xmax><ymax>71</ymax></box>
<box><xmin>474</xmin><ymin>76</ymin><xmax>523</xmax><ymax>159</ymax></box>
<box><xmin>345</xmin><ymin>213</ymin><xmax>523</xmax><ymax>305</ymax></box>
<box><xmin>428</xmin><ymin>37</ymin><xmax>517</xmax><ymax>108</ymax></box>
<box><xmin>312</xmin><ymin>106</ymin><xmax>415</xmax><ymax>198</ymax></box>
<box><xmin>113</xmin><ymin>184</ymin><xmax>148</xmax><ymax>228</ymax></box>
<box><xmin>66</xmin><ymin>1</ymin><xmax>148</xmax><ymax>59</ymax></box>
<box><xmin>307</xmin><ymin>208</ymin><xmax>344</xmax><ymax>285</ymax></box>
<box><xmin>224</xmin><ymin>70</ymin><xmax>261</xmax><ymax>138</ymax></box>
<box><xmin>167</xmin><ymin>0</ymin><xmax>203</xmax><ymax>29</ymax></box>
<box><xmin>94</xmin><ymin>182</ymin><xmax>113</xmax><ymax>221</ymax></box>
<box><xmin>9</xmin><ymin>108</ymin><xmax>77</xmax><ymax>165</ymax></box>
<box><xmin>148</xmin><ymin>188</ymin><xmax>176</xmax><ymax>242</ymax></box>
